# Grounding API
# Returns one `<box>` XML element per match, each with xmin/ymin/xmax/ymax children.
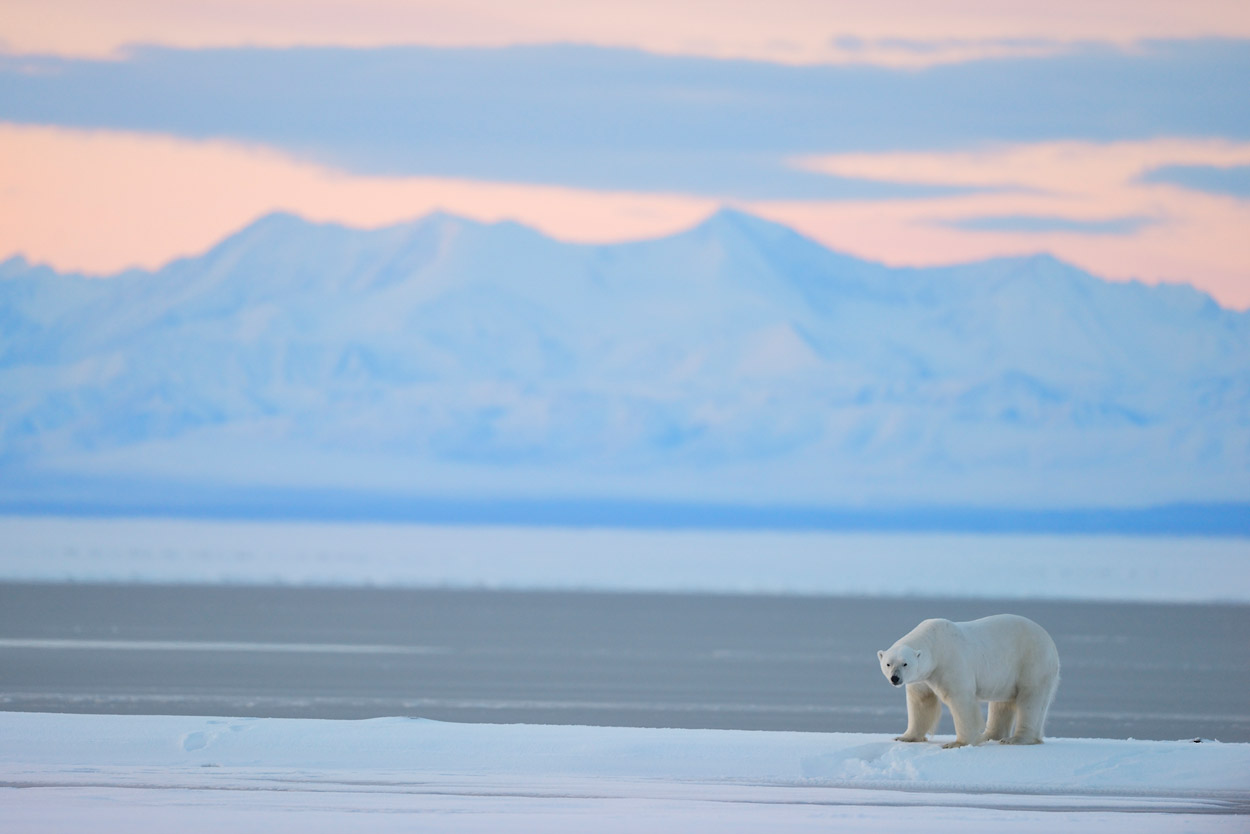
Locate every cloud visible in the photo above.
<box><xmin>773</xmin><ymin>139</ymin><xmax>1250</xmax><ymax>307</ymax></box>
<box><xmin>794</xmin><ymin>138</ymin><xmax>1250</xmax><ymax>196</ymax></box>
<box><xmin>941</xmin><ymin>215</ymin><xmax>1157</xmax><ymax>235</ymax></box>
<box><xmin>1139</xmin><ymin>164</ymin><xmax>1250</xmax><ymax>198</ymax></box>
<box><xmin>830</xmin><ymin>35</ymin><xmax>1073</xmax><ymax>65</ymax></box>
<box><xmin>2</xmin><ymin>40</ymin><xmax>1249</xmax><ymax>308</ymax></box>
<box><xmin>0</xmin><ymin>41</ymin><xmax>1247</xmax><ymax>199</ymax></box>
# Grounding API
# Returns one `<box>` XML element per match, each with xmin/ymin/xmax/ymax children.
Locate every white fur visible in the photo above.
<box><xmin>877</xmin><ymin>614</ymin><xmax>1060</xmax><ymax>748</ymax></box>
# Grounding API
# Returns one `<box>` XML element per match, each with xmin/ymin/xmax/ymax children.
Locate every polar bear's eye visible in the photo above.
<box><xmin>902</xmin><ymin>663</ymin><xmax>907</xmax><ymax>667</ymax></box>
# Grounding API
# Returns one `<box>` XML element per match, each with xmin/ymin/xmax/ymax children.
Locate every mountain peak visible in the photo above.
<box><xmin>0</xmin><ymin>254</ymin><xmax>72</xmax><ymax>283</ymax></box>
<box><xmin>207</xmin><ymin>211</ymin><xmax>325</xmax><ymax>255</ymax></box>
<box><xmin>689</xmin><ymin>206</ymin><xmax>791</xmax><ymax>238</ymax></box>
<box><xmin>0</xmin><ymin>254</ymin><xmax>31</xmax><ymax>276</ymax></box>
<box><xmin>676</xmin><ymin>207</ymin><xmax>888</xmax><ymax>292</ymax></box>
<box><xmin>2</xmin><ymin>202</ymin><xmax>1247</xmax><ymax>512</ymax></box>
<box><xmin>246</xmin><ymin>209</ymin><xmax>318</xmax><ymax>234</ymax></box>
<box><xmin>224</xmin><ymin>209</ymin><xmax>476</xmax><ymax>242</ymax></box>
<box><xmin>399</xmin><ymin>209</ymin><xmax>481</xmax><ymax>233</ymax></box>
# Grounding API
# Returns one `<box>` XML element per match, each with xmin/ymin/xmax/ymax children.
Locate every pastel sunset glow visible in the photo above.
<box><xmin>782</xmin><ymin>140</ymin><xmax>1250</xmax><ymax>306</ymax></box>
<box><xmin>5</xmin><ymin>0</ymin><xmax>1249</xmax><ymax>64</ymax></box>
<box><xmin>2</xmin><ymin>2</ymin><xmax>1249</xmax><ymax>306</ymax></box>
<box><xmin>0</xmin><ymin>124</ymin><xmax>716</xmax><ymax>274</ymax></box>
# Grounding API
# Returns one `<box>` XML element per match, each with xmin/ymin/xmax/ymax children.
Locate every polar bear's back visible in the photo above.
<box><xmin>897</xmin><ymin>614</ymin><xmax>1057</xmax><ymax>661</ymax></box>
<box><xmin>959</xmin><ymin>614</ymin><xmax>1056</xmax><ymax>651</ymax></box>
<box><xmin>957</xmin><ymin>614</ymin><xmax>1060</xmax><ymax>687</ymax></box>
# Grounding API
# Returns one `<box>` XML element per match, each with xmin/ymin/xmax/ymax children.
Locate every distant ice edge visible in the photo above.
<box><xmin>1</xmin><ymin>516</ymin><xmax>1247</xmax><ymax>603</ymax></box>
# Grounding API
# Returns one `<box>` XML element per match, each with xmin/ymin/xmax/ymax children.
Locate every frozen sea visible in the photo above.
<box><xmin>2</xmin><ymin>516</ymin><xmax>1247</xmax><ymax>602</ymax></box>
<box><xmin>2</xmin><ymin>584</ymin><xmax>1247</xmax><ymax>742</ymax></box>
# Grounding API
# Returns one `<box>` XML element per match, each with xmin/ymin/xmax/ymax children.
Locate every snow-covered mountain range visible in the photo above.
<box><xmin>2</xmin><ymin>209</ymin><xmax>1247</xmax><ymax>520</ymax></box>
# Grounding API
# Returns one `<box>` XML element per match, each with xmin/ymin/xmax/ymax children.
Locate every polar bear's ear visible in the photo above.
<box><xmin>877</xmin><ymin>650</ymin><xmax>884</xmax><ymax>660</ymax></box>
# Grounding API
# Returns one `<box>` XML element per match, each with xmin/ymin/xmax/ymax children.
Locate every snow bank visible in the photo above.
<box><xmin>3</xmin><ymin>516</ymin><xmax>1248</xmax><ymax>602</ymax></box>
<box><xmin>1</xmin><ymin>713</ymin><xmax>1246</xmax><ymax>833</ymax></box>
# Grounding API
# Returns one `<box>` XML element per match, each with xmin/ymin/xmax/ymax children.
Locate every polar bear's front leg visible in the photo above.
<box><xmin>895</xmin><ymin>683</ymin><xmax>940</xmax><ymax>742</ymax></box>
<box><xmin>940</xmin><ymin>689</ymin><xmax>984</xmax><ymax>749</ymax></box>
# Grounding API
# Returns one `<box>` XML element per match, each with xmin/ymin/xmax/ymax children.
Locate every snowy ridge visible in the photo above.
<box><xmin>2</xmin><ymin>209</ymin><xmax>1248</xmax><ymax>514</ymax></box>
<box><xmin>1</xmin><ymin>713</ymin><xmax>1246</xmax><ymax>832</ymax></box>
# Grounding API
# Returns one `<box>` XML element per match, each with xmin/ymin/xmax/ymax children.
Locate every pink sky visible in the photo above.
<box><xmin>2</xmin><ymin>1</ymin><xmax>1249</xmax><ymax>308</ymax></box>
<box><xmin>5</xmin><ymin>0</ymin><xmax>1248</xmax><ymax>64</ymax></box>
<box><xmin>4</xmin><ymin>125</ymin><xmax>1248</xmax><ymax>308</ymax></box>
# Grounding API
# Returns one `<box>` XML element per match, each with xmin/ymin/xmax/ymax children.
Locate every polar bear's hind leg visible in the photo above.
<box><xmin>1004</xmin><ymin>678</ymin><xmax>1057</xmax><ymax>744</ymax></box>
<box><xmin>981</xmin><ymin>700</ymin><xmax>1015</xmax><ymax>742</ymax></box>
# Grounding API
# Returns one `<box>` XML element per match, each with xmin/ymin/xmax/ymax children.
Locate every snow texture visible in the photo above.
<box><xmin>2</xmin><ymin>516</ymin><xmax>1246</xmax><ymax>602</ymax></box>
<box><xmin>1</xmin><ymin>713</ymin><xmax>1246</xmax><ymax>832</ymax></box>
<box><xmin>3</xmin><ymin>209</ymin><xmax>1248</xmax><ymax>510</ymax></box>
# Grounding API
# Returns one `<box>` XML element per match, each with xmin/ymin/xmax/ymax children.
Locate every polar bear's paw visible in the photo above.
<box><xmin>893</xmin><ymin>734</ymin><xmax>927</xmax><ymax>742</ymax></box>
<box><xmin>1002</xmin><ymin>735</ymin><xmax>1043</xmax><ymax>745</ymax></box>
<box><xmin>941</xmin><ymin>740</ymin><xmax>971</xmax><ymax>749</ymax></box>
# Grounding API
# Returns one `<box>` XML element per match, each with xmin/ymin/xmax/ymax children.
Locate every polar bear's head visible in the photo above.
<box><xmin>877</xmin><ymin>645</ymin><xmax>925</xmax><ymax>687</ymax></box>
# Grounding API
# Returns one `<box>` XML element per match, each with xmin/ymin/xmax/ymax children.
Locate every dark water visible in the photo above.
<box><xmin>0</xmin><ymin>584</ymin><xmax>1246</xmax><ymax>742</ymax></box>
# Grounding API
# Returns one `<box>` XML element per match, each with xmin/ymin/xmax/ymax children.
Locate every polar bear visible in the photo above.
<box><xmin>877</xmin><ymin>614</ymin><xmax>1059</xmax><ymax>748</ymax></box>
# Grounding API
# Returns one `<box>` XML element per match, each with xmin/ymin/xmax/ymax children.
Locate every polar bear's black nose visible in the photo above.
<box><xmin>890</xmin><ymin>675</ymin><xmax>900</xmax><ymax>686</ymax></box>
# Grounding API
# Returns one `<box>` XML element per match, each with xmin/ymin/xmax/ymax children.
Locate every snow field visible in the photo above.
<box><xmin>1</xmin><ymin>713</ymin><xmax>1246</xmax><ymax>833</ymax></box>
